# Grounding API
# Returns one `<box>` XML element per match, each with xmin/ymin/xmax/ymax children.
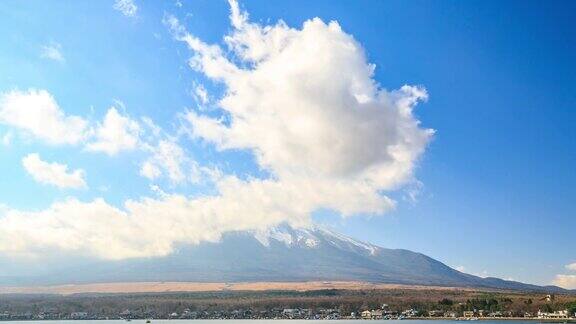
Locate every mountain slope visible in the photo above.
<box><xmin>0</xmin><ymin>225</ymin><xmax>568</xmax><ymax>293</ymax></box>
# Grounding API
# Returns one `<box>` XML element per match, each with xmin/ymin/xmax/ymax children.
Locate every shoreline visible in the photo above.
<box><xmin>0</xmin><ymin>319</ymin><xmax>575</xmax><ymax>322</ymax></box>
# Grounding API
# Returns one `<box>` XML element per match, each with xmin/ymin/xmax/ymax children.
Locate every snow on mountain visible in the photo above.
<box><xmin>0</xmin><ymin>224</ymin><xmax>569</xmax><ymax>293</ymax></box>
<box><xmin>253</xmin><ymin>225</ymin><xmax>319</xmax><ymax>248</ymax></box>
<box><xmin>252</xmin><ymin>224</ymin><xmax>379</xmax><ymax>255</ymax></box>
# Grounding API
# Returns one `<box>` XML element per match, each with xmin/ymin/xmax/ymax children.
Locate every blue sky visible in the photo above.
<box><xmin>0</xmin><ymin>0</ymin><xmax>575</xmax><ymax>288</ymax></box>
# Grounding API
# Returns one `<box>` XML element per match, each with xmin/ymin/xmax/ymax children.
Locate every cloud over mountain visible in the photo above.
<box><xmin>553</xmin><ymin>274</ymin><xmax>576</xmax><ymax>289</ymax></box>
<box><xmin>553</xmin><ymin>263</ymin><xmax>576</xmax><ymax>289</ymax></box>
<box><xmin>0</xmin><ymin>1</ymin><xmax>432</xmax><ymax>260</ymax></box>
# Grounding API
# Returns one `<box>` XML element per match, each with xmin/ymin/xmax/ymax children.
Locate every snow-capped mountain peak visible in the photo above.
<box><xmin>252</xmin><ymin>224</ymin><xmax>379</xmax><ymax>255</ymax></box>
<box><xmin>253</xmin><ymin>225</ymin><xmax>319</xmax><ymax>248</ymax></box>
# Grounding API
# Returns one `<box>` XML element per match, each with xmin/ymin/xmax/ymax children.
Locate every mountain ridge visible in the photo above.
<box><xmin>0</xmin><ymin>225</ymin><xmax>571</xmax><ymax>294</ymax></box>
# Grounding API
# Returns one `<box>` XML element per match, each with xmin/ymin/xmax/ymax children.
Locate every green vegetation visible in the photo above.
<box><xmin>438</xmin><ymin>298</ymin><xmax>454</xmax><ymax>306</ymax></box>
<box><xmin>567</xmin><ymin>301</ymin><xmax>576</xmax><ymax>316</ymax></box>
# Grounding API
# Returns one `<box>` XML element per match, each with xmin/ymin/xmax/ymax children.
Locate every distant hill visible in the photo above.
<box><xmin>0</xmin><ymin>225</ymin><xmax>569</xmax><ymax>293</ymax></box>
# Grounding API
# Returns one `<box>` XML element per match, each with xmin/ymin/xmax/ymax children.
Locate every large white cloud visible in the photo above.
<box><xmin>566</xmin><ymin>263</ymin><xmax>576</xmax><ymax>271</ymax></box>
<box><xmin>22</xmin><ymin>153</ymin><xmax>87</xmax><ymax>189</ymax></box>
<box><xmin>175</xmin><ymin>0</ymin><xmax>433</xmax><ymax>212</ymax></box>
<box><xmin>0</xmin><ymin>89</ymin><xmax>88</xmax><ymax>145</ymax></box>
<box><xmin>0</xmin><ymin>1</ymin><xmax>433</xmax><ymax>260</ymax></box>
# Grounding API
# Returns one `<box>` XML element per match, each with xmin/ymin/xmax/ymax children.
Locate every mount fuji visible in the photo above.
<box><xmin>0</xmin><ymin>225</ymin><xmax>568</xmax><ymax>293</ymax></box>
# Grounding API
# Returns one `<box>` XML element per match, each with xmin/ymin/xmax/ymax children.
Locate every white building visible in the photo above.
<box><xmin>537</xmin><ymin>310</ymin><xmax>568</xmax><ymax>319</ymax></box>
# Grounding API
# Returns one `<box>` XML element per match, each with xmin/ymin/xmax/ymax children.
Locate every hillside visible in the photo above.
<box><xmin>0</xmin><ymin>225</ymin><xmax>569</xmax><ymax>294</ymax></box>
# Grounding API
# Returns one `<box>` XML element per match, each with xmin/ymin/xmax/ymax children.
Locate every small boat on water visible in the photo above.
<box><xmin>146</xmin><ymin>320</ymin><xmax>151</xmax><ymax>323</ymax></box>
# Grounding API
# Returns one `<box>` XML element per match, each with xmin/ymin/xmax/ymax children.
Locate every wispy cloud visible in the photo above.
<box><xmin>85</xmin><ymin>107</ymin><xmax>141</xmax><ymax>155</ymax></box>
<box><xmin>1</xmin><ymin>132</ymin><xmax>12</xmax><ymax>146</ymax></box>
<box><xmin>192</xmin><ymin>83</ymin><xmax>209</xmax><ymax>105</ymax></box>
<box><xmin>40</xmin><ymin>42</ymin><xmax>65</xmax><ymax>62</ymax></box>
<box><xmin>454</xmin><ymin>265</ymin><xmax>490</xmax><ymax>278</ymax></box>
<box><xmin>22</xmin><ymin>153</ymin><xmax>87</xmax><ymax>189</ymax></box>
<box><xmin>140</xmin><ymin>140</ymin><xmax>187</xmax><ymax>183</ymax></box>
<box><xmin>566</xmin><ymin>262</ymin><xmax>576</xmax><ymax>271</ymax></box>
<box><xmin>113</xmin><ymin>0</ymin><xmax>138</xmax><ymax>17</ymax></box>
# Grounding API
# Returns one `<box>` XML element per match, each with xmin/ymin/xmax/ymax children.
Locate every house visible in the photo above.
<box><xmin>119</xmin><ymin>310</ymin><xmax>131</xmax><ymax>319</ymax></box>
<box><xmin>444</xmin><ymin>311</ymin><xmax>457</xmax><ymax>318</ymax></box>
<box><xmin>282</xmin><ymin>309</ymin><xmax>300</xmax><ymax>318</ymax></box>
<box><xmin>401</xmin><ymin>309</ymin><xmax>418</xmax><ymax>317</ymax></box>
<box><xmin>70</xmin><ymin>312</ymin><xmax>88</xmax><ymax>320</ymax></box>
<box><xmin>488</xmin><ymin>311</ymin><xmax>503</xmax><ymax>317</ymax></box>
<box><xmin>428</xmin><ymin>310</ymin><xmax>444</xmax><ymax>317</ymax></box>
<box><xmin>463</xmin><ymin>311</ymin><xmax>476</xmax><ymax>318</ymax></box>
<box><xmin>371</xmin><ymin>309</ymin><xmax>383</xmax><ymax>319</ymax></box>
<box><xmin>361</xmin><ymin>310</ymin><xmax>372</xmax><ymax>319</ymax></box>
